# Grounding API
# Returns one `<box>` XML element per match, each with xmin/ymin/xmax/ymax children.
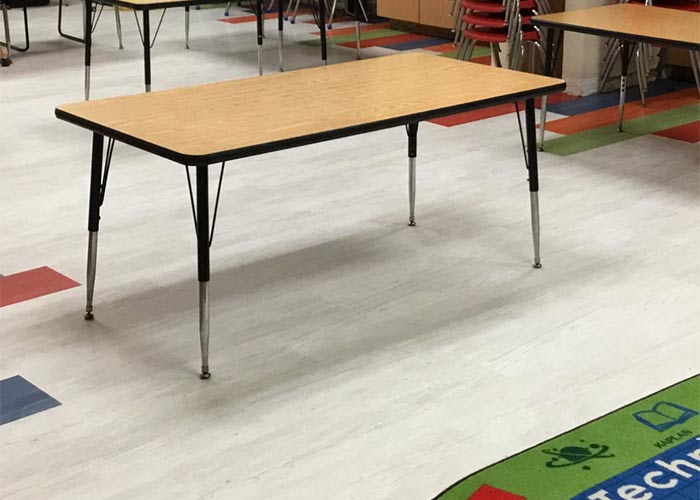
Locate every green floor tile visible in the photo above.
<box><xmin>544</xmin><ymin>103</ymin><xmax>700</xmax><ymax>156</ymax></box>
<box><xmin>302</xmin><ymin>29</ymin><xmax>405</xmax><ymax>47</ymax></box>
<box><xmin>440</xmin><ymin>45</ymin><xmax>491</xmax><ymax>60</ymax></box>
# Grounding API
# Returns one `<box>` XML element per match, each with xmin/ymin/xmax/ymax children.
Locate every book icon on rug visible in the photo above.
<box><xmin>633</xmin><ymin>402</ymin><xmax>698</xmax><ymax>432</ymax></box>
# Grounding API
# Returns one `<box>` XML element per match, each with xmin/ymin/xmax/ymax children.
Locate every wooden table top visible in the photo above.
<box><xmin>532</xmin><ymin>4</ymin><xmax>700</xmax><ymax>50</ymax></box>
<box><xmin>56</xmin><ymin>53</ymin><xmax>565</xmax><ymax>165</ymax></box>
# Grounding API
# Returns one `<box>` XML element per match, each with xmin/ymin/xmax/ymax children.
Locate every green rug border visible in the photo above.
<box><xmin>432</xmin><ymin>372</ymin><xmax>700</xmax><ymax>500</ymax></box>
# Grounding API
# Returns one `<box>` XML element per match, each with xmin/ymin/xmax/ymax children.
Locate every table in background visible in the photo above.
<box><xmin>532</xmin><ymin>3</ymin><xmax>700</xmax><ymax>147</ymax></box>
<box><xmin>56</xmin><ymin>53</ymin><xmax>565</xmax><ymax>379</ymax></box>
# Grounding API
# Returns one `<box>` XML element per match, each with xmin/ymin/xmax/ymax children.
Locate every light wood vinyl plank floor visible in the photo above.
<box><xmin>1</xmin><ymin>4</ymin><xmax>699</xmax><ymax>500</ymax></box>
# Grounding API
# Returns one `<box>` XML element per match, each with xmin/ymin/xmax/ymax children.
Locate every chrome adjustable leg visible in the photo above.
<box><xmin>115</xmin><ymin>5</ymin><xmax>123</xmax><ymax>49</ymax></box>
<box><xmin>85</xmin><ymin>66</ymin><xmax>91</xmax><ymax>100</ymax></box>
<box><xmin>85</xmin><ymin>231</ymin><xmax>99</xmax><ymax>319</ymax></box>
<box><xmin>258</xmin><ymin>45</ymin><xmax>263</xmax><ymax>75</ymax></box>
<box><xmin>185</xmin><ymin>5</ymin><xmax>190</xmax><ymax>49</ymax></box>
<box><xmin>618</xmin><ymin>74</ymin><xmax>627</xmax><ymax>132</ymax></box>
<box><xmin>406</xmin><ymin>123</ymin><xmax>418</xmax><ymax>227</ymax></box>
<box><xmin>530</xmin><ymin>192</ymin><xmax>541</xmax><ymax>269</ymax></box>
<box><xmin>408</xmin><ymin>158</ymin><xmax>416</xmax><ymax>226</ymax></box>
<box><xmin>617</xmin><ymin>40</ymin><xmax>633</xmax><ymax>132</ymax></box>
<box><xmin>199</xmin><ymin>281</ymin><xmax>210</xmax><ymax>379</ymax></box>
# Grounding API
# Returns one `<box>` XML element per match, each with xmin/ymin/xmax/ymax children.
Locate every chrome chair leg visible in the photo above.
<box><xmin>689</xmin><ymin>50</ymin><xmax>700</xmax><ymax>98</ymax></box>
<box><xmin>1</xmin><ymin>1</ymin><xmax>11</xmax><ymax>65</ymax></box>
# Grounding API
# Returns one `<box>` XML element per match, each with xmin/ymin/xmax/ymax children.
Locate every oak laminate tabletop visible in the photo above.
<box><xmin>532</xmin><ymin>4</ymin><xmax>700</xmax><ymax>50</ymax></box>
<box><xmin>56</xmin><ymin>53</ymin><xmax>565</xmax><ymax>165</ymax></box>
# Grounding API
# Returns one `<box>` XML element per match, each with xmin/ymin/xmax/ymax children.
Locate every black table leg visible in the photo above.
<box><xmin>319</xmin><ymin>0</ymin><xmax>327</xmax><ymax>65</ymax></box>
<box><xmin>354</xmin><ymin>0</ymin><xmax>360</xmax><ymax>59</ymax></box>
<box><xmin>407</xmin><ymin>122</ymin><xmax>418</xmax><ymax>227</ymax></box>
<box><xmin>143</xmin><ymin>10</ymin><xmax>151</xmax><ymax>92</ymax></box>
<box><xmin>256</xmin><ymin>0</ymin><xmax>263</xmax><ymax>75</ymax></box>
<box><xmin>185</xmin><ymin>5</ymin><xmax>190</xmax><ymax>50</ymax></box>
<box><xmin>525</xmin><ymin>98</ymin><xmax>541</xmax><ymax>269</ymax></box>
<box><xmin>278</xmin><ymin>0</ymin><xmax>283</xmax><ymax>71</ymax></box>
<box><xmin>195</xmin><ymin>165</ymin><xmax>211</xmax><ymax>380</ymax></box>
<box><xmin>85</xmin><ymin>133</ymin><xmax>104</xmax><ymax>320</ymax></box>
<box><xmin>84</xmin><ymin>0</ymin><xmax>92</xmax><ymax>100</ymax></box>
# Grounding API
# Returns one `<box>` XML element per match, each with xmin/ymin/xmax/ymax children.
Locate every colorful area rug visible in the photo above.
<box><xmin>434</xmin><ymin>375</ymin><xmax>700</xmax><ymax>500</ymax></box>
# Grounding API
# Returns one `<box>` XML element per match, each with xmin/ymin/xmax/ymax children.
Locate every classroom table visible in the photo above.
<box><xmin>55</xmin><ymin>53</ymin><xmax>565</xmax><ymax>379</ymax></box>
<box><xmin>82</xmin><ymin>0</ymin><xmax>354</xmax><ymax>100</ymax></box>
<box><xmin>532</xmin><ymin>3</ymin><xmax>700</xmax><ymax>146</ymax></box>
<box><xmin>83</xmin><ymin>0</ymin><xmax>268</xmax><ymax>99</ymax></box>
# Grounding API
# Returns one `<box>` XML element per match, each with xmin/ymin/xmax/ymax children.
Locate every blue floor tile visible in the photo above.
<box><xmin>547</xmin><ymin>79</ymin><xmax>695</xmax><ymax>116</ymax></box>
<box><xmin>0</xmin><ymin>375</ymin><xmax>61</xmax><ymax>426</ymax></box>
<box><xmin>384</xmin><ymin>37</ymin><xmax>446</xmax><ymax>51</ymax></box>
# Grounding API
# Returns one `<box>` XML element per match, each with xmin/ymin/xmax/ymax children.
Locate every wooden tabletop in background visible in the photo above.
<box><xmin>56</xmin><ymin>53</ymin><xmax>565</xmax><ymax>164</ymax></box>
<box><xmin>532</xmin><ymin>4</ymin><xmax>700</xmax><ymax>50</ymax></box>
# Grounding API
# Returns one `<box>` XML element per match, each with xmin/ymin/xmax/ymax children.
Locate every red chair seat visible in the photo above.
<box><xmin>462</xmin><ymin>0</ymin><xmax>506</xmax><ymax>13</ymax></box>
<box><xmin>464</xmin><ymin>27</ymin><xmax>539</xmax><ymax>43</ymax></box>
<box><xmin>464</xmin><ymin>13</ymin><xmax>507</xmax><ymax>28</ymax></box>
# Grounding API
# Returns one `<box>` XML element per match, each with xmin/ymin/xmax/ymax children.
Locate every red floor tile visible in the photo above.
<box><xmin>654</xmin><ymin>121</ymin><xmax>700</xmax><ymax>142</ymax></box>
<box><xmin>468</xmin><ymin>484</ymin><xmax>526</xmax><ymax>500</ymax></box>
<box><xmin>0</xmin><ymin>267</ymin><xmax>80</xmax><ymax>307</ymax></box>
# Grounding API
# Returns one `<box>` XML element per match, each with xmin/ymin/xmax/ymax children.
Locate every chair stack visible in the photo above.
<box><xmin>451</xmin><ymin>0</ymin><xmax>552</xmax><ymax>70</ymax></box>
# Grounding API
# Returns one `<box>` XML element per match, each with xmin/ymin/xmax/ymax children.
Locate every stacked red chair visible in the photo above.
<box><xmin>453</xmin><ymin>0</ymin><xmax>552</xmax><ymax>70</ymax></box>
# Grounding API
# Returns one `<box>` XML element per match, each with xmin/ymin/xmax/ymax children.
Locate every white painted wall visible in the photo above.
<box><xmin>561</xmin><ymin>0</ymin><xmax>614</xmax><ymax>95</ymax></box>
